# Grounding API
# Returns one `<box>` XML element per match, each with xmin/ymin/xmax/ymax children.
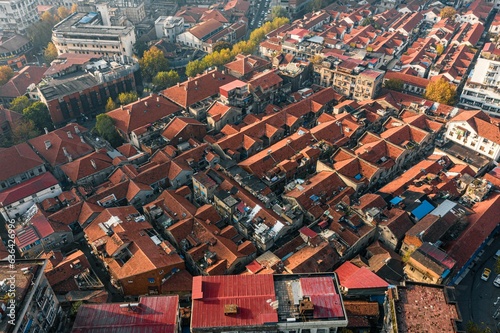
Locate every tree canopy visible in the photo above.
<box><xmin>271</xmin><ymin>6</ymin><xmax>289</xmax><ymax>20</ymax></box>
<box><xmin>44</xmin><ymin>42</ymin><xmax>58</xmax><ymax>64</ymax></box>
<box><xmin>436</xmin><ymin>43</ymin><xmax>445</xmax><ymax>56</ymax></box>
<box><xmin>117</xmin><ymin>92</ymin><xmax>139</xmax><ymax>105</ymax></box>
<box><xmin>384</xmin><ymin>78</ymin><xmax>405</xmax><ymax>92</ymax></box>
<box><xmin>440</xmin><ymin>6</ymin><xmax>457</xmax><ymax>19</ymax></box>
<box><xmin>466</xmin><ymin>322</ymin><xmax>492</xmax><ymax>333</ymax></box>
<box><xmin>10</xmin><ymin>96</ymin><xmax>32</xmax><ymax>113</ymax></box>
<box><xmin>139</xmin><ymin>47</ymin><xmax>169</xmax><ymax>82</ymax></box>
<box><xmin>105</xmin><ymin>97</ymin><xmax>118</xmax><ymax>112</ymax></box>
<box><xmin>26</xmin><ymin>9</ymin><xmax>66</xmax><ymax>50</ymax></box>
<box><xmin>12</xmin><ymin>120</ymin><xmax>40</xmax><ymax>145</ymax></box>
<box><xmin>153</xmin><ymin>70</ymin><xmax>180</xmax><ymax>90</ymax></box>
<box><xmin>23</xmin><ymin>102</ymin><xmax>53</xmax><ymax>132</ymax></box>
<box><xmin>213</xmin><ymin>41</ymin><xmax>232</xmax><ymax>53</ymax></box>
<box><xmin>424</xmin><ymin>78</ymin><xmax>457</xmax><ymax>105</ymax></box>
<box><xmin>0</xmin><ymin>66</ymin><xmax>14</xmax><ymax>86</ymax></box>
<box><xmin>95</xmin><ymin>114</ymin><xmax>123</xmax><ymax>147</ymax></box>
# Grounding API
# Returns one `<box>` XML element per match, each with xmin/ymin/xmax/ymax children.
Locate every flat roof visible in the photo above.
<box><xmin>53</xmin><ymin>12</ymin><xmax>134</xmax><ymax>36</ymax></box>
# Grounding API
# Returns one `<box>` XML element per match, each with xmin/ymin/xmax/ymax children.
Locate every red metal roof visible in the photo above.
<box><xmin>71</xmin><ymin>296</ymin><xmax>179</xmax><ymax>333</ymax></box>
<box><xmin>335</xmin><ymin>261</ymin><xmax>389</xmax><ymax>289</ymax></box>
<box><xmin>191</xmin><ymin>275</ymin><xmax>278</xmax><ymax>329</ymax></box>
<box><xmin>300</xmin><ymin>277</ymin><xmax>345</xmax><ymax>318</ymax></box>
<box><xmin>0</xmin><ymin>172</ymin><xmax>59</xmax><ymax>206</ymax></box>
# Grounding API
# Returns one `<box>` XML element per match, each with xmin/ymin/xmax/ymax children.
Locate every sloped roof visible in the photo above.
<box><xmin>0</xmin><ymin>142</ymin><xmax>43</xmax><ymax>182</ymax></box>
<box><xmin>0</xmin><ymin>172</ymin><xmax>59</xmax><ymax>206</ymax></box>
<box><xmin>335</xmin><ymin>261</ymin><xmax>389</xmax><ymax>289</ymax></box>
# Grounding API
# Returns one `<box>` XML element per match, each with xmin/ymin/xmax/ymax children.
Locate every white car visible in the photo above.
<box><xmin>494</xmin><ymin>274</ymin><xmax>500</xmax><ymax>287</ymax></box>
<box><xmin>481</xmin><ymin>268</ymin><xmax>491</xmax><ymax>281</ymax></box>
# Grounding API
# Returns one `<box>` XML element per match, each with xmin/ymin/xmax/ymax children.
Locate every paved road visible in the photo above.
<box><xmin>455</xmin><ymin>235</ymin><xmax>500</xmax><ymax>331</ymax></box>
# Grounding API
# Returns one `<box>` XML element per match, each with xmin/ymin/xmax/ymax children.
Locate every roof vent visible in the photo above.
<box><xmin>67</xmin><ymin>131</ymin><xmax>73</xmax><ymax>139</ymax></box>
<box><xmin>91</xmin><ymin>159</ymin><xmax>97</xmax><ymax>169</ymax></box>
<box><xmin>44</xmin><ymin>127</ymin><xmax>49</xmax><ymax>134</ymax></box>
<box><xmin>74</xmin><ymin>126</ymin><xmax>80</xmax><ymax>134</ymax></box>
<box><xmin>224</xmin><ymin>304</ymin><xmax>238</xmax><ymax>315</ymax></box>
<box><xmin>44</xmin><ymin>140</ymin><xmax>52</xmax><ymax>150</ymax></box>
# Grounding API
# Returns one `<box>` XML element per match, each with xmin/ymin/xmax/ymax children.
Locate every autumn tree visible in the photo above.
<box><xmin>11</xmin><ymin>120</ymin><xmax>40</xmax><ymax>144</ymax></box>
<box><xmin>153</xmin><ymin>70</ymin><xmax>180</xmax><ymax>90</ymax></box>
<box><xmin>436</xmin><ymin>43</ymin><xmax>445</xmax><ymax>56</ymax></box>
<box><xmin>23</xmin><ymin>102</ymin><xmax>53</xmax><ymax>132</ymax></box>
<box><xmin>70</xmin><ymin>3</ymin><xmax>78</xmax><ymax>13</ymax></box>
<box><xmin>0</xmin><ymin>66</ymin><xmax>14</xmax><ymax>85</ymax></box>
<box><xmin>310</xmin><ymin>55</ymin><xmax>324</xmax><ymax>64</ymax></box>
<box><xmin>424</xmin><ymin>78</ymin><xmax>457</xmax><ymax>105</ymax></box>
<box><xmin>57</xmin><ymin>6</ymin><xmax>70</xmax><ymax>20</ymax></box>
<box><xmin>213</xmin><ymin>41</ymin><xmax>232</xmax><ymax>53</ymax></box>
<box><xmin>26</xmin><ymin>11</ymin><xmax>61</xmax><ymax>50</ymax></box>
<box><xmin>384</xmin><ymin>78</ymin><xmax>405</xmax><ymax>91</ymax></box>
<box><xmin>118</xmin><ymin>92</ymin><xmax>139</xmax><ymax>105</ymax></box>
<box><xmin>10</xmin><ymin>96</ymin><xmax>32</xmax><ymax>113</ymax></box>
<box><xmin>105</xmin><ymin>97</ymin><xmax>118</xmax><ymax>112</ymax></box>
<box><xmin>495</xmin><ymin>256</ymin><xmax>500</xmax><ymax>274</ymax></box>
<box><xmin>139</xmin><ymin>46</ymin><xmax>169</xmax><ymax>82</ymax></box>
<box><xmin>440</xmin><ymin>6</ymin><xmax>457</xmax><ymax>19</ymax></box>
<box><xmin>95</xmin><ymin>114</ymin><xmax>123</xmax><ymax>147</ymax></box>
<box><xmin>44</xmin><ymin>42</ymin><xmax>58</xmax><ymax>64</ymax></box>
<box><xmin>185</xmin><ymin>59</ymin><xmax>206</xmax><ymax>77</ymax></box>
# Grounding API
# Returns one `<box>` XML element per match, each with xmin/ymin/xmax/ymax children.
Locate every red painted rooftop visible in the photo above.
<box><xmin>335</xmin><ymin>261</ymin><xmax>389</xmax><ymax>289</ymax></box>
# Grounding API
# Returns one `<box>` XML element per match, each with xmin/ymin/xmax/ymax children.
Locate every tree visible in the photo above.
<box><xmin>310</xmin><ymin>55</ymin><xmax>324</xmax><ymax>64</ymax></box>
<box><xmin>308</xmin><ymin>0</ymin><xmax>324</xmax><ymax>12</ymax></box>
<box><xmin>23</xmin><ymin>102</ymin><xmax>52</xmax><ymax>132</ymax></box>
<box><xmin>466</xmin><ymin>321</ymin><xmax>492</xmax><ymax>333</ymax></box>
<box><xmin>11</xmin><ymin>120</ymin><xmax>40</xmax><ymax>144</ymax></box>
<box><xmin>153</xmin><ymin>70</ymin><xmax>180</xmax><ymax>90</ymax></box>
<box><xmin>134</xmin><ymin>41</ymin><xmax>148</xmax><ymax>58</ymax></box>
<box><xmin>424</xmin><ymin>78</ymin><xmax>457</xmax><ymax>105</ymax></box>
<box><xmin>440</xmin><ymin>6</ymin><xmax>457</xmax><ymax>19</ymax></box>
<box><xmin>44</xmin><ymin>42</ymin><xmax>58</xmax><ymax>64</ymax></box>
<box><xmin>118</xmin><ymin>92</ymin><xmax>139</xmax><ymax>105</ymax></box>
<box><xmin>436</xmin><ymin>43</ymin><xmax>445</xmax><ymax>56</ymax></box>
<box><xmin>26</xmin><ymin>12</ymin><xmax>61</xmax><ymax>50</ymax></box>
<box><xmin>185</xmin><ymin>59</ymin><xmax>205</xmax><ymax>77</ymax></box>
<box><xmin>384</xmin><ymin>78</ymin><xmax>405</xmax><ymax>92</ymax></box>
<box><xmin>339</xmin><ymin>329</ymin><xmax>354</xmax><ymax>333</ymax></box>
<box><xmin>139</xmin><ymin>47</ymin><xmax>169</xmax><ymax>82</ymax></box>
<box><xmin>57</xmin><ymin>6</ymin><xmax>70</xmax><ymax>20</ymax></box>
<box><xmin>213</xmin><ymin>41</ymin><xmax>232</xmax><ymax>53</ymax></box>
<box><xmin>0</xmin><ymin>66</ymin><xmax>14</xmax><ymax>85</ymax></box>
<box><xmin>105</xmin><ymin>97</ymin><xmax>118</xmax><ymax>112</ymax></box>
<box><xmin>95</xmin><ymin>114</ymin><xmax>123</xmax><ymax>147</ymax></box>
<box><xmin>70</xmin><ymin>3</ymin><xmax>78</xmax><ymax>13</ymax></box>
<box><xmin>495</xmin><ymin>256</ymin><xmax>500</xmax><ymax>274</ymax></box>
<box><xmin>10</xmin><ymin>96</ymin><xmax>32</xmax><ymax>113</ymax></box>
<box><xmin>271</xmin><ymin>6</ymin><xmax>288</xmax><ymax>19</ymax></box>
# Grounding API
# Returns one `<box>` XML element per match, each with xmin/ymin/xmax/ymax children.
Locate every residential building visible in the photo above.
<box><xmin>219</xmin><ymin>80</ymin><xmax>253</xmax><ymax>110</ymax></box>
<box><xmin>36</xmin><ymin>54</ymin><xmax>139</xmax><ymax>125</ymax></box>
<box><xmin>155</xmin><ymin>16</ymin><xmax>185</xmax><ymax>42</ymax></box>
<box><xmin>0</xmin><ymin>0</ymin><xmax>38</xmax><ymax>34</ymax></box>
<box><xmin>457</xmin><ymin>0</ymin><xmax>493</xmax><ymax>24</ymax></box>
<box><xmin>383</xmin><ymin>71</ymin><xmax>430</xmax><ymax>96</ymax></box>
<box><xmin>52</xmin><ymin>12</ymin><xmax>136</xmax><ymax>57</ymax></box>
<box><xmin>460</xmin><ymin>44</ymin><xmax>500</xmax><ymax>116</ymax></box>
<box><xmin>0</xmin><ymin>34</ymin><xmax>33</xmax><ymax>69</ymax></box>
<box><xmin>0</xmin><ymin>66</ymin><xmax>46</xmax><ymax>105</ymax></box>
<box><xmin>161</xmin><ymin>117</ymin><xmax>207</xmax><ymax>146</ymax></box>
<box><xmin>0</xmin><ymin>259</ymin><xmax>61</xmax><ymax>333</ymax></box>
<box><xmin>0</xmin><ymin>143</ymin><xmax>46</xmax><ymax>191</ymax></box>
<box><xmin>71</xmin><ymin>296</ymin><xmax>181</xmax><ymax>333</ymax></box>
<box><xmin>206</xmin><ymin>101</ymin><xmax>242</xmax><ymax>132</ymax></box>
<box><xmin>248</xmin><ymin>70</ymin><xmax>284</xmax><ymax>112</ymax></box>
<box><xmin>335</xmin><ymin>261</ymin><xmax>389</xmax><ymax>297</ymax></box>
<box><xmin>224</xmin><ymin>54</ymin><xmax>271</xmax><ymax>80</ymax></box>
<box><xmin>0</xmin><ymin>106</ymin><xmax>22</xmax><ymax>143</ymax></box>
<box><xmin>444</xmin><ymin>110</ymin><xmax>500</xmax><ymax>161</ymax></box>
<box><xmin>404</xmin><ymin>242</ymin><xmax>456</xmax><ymax>284</ymax></box>
<box><xmin>60</xmin><ymin>150</ymin><xmax>115</xmax><ymax>186</ymax></box>
<box><xmin>0</xmin><ymin>172</ymin><xmax>62</xmax><ymax>220</ymax></box>
<box><xmin>429</xmin><ymin>44</ymin><xmax>475</xmax><ymax>84</ymax></box>
<box><xmin>84</xmin><ymin>206</ymin><xmax>186</xmax><ymax>295</ymax></box>
<box><xmin>190</xmin><ymin>274</ymin><xmax>348</xmax><ymax>333</ymax></box>
<box><xmin>176</xmin><ymin>19</ymin><xmax>224</xmax><ymax>50</ymax></box>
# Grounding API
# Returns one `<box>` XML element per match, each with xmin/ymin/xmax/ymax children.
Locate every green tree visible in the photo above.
<box><xmin>139</xmin><ymin>46</ymin><xmax>169</xmax><ymax>82</ymax></box>
<box><xmin>11</xmin><ymin>120</ymin><xmax>40</xmax><ymax>144</ymax></box>
<box><xmin>185</xmin><ymin>59</ymin><xmax>205</xmax><ymax>77</ymax></box>
<box><xmin>95</xmin><ymin>114</ymin><xmax>123</xmax><ymax>147</ymax></box>
<box><xmin>0</xmin><ymin>66</ymin><xmax>14</xmax><ymax>85</ymax></box>
<box><xmin>23</xmin><ymin>102</ymin><xmax>52</xmax><ymax>132</ymax></box>
<box><xmin>384</xmin><ymin>78</ymin><xmax>405</xmax><ymax>91</ymax></box>
<box><xmin>153</xmin><ymin>70</ymin><xmax>180</xmax><ymax>90</ymax></box>
<box><xmin>495</xmin><ymin>256</ymin><xmax>500</xmax><ymax>274</ymax></box>
<box><xmin>466</xmin><ymin>321</ymin><xmax>492</xmax><ymax>333</ymax></box>
<box><xmin>105</xmin><ymin>97</ymin><xmax>118</xmax><ymax>112</ymax></box>
<box><xmin>271</xmin><ymin>6</ymin><xmax>288</xmax><ymax>19</ymax></box>
<box><xmin>440</xmin><ymin>6</ymin><xmax>457</xmax><ymax>19</ymax></box>
<box><xmin>26</xmin><ymin>12</ymin><xmax>61</xmax><ymax>50</ymax></box>
<box><xmin>9</xmin><ymin>96</ymin><xmax>32</xmax><ymax>113</ymax></box>
<box><xmin>424</xmin><ymin>78</ymin><xmax>457</xmax><ymax>105</ymax></box>
<box><xmin>117</xmin><ymin>92</ymin><xmax>139</xmax><ymax>105</ymax></box>
<box><xmin>134</xmin><ymin>41</ymin><xmax>148</xmax><ymax>58</ymax></box>
<box><xmin>44</xmin><ymin>42</ymin><xmax>58</xmax><ymax>64</ymax></box>
<box><xmin>213</xmin><ymin>41</ymin><xmax>232</xmax><ymax>53</ymax></box>
<box><xmin>57</xmin><ymin>6</ymin><xmax>70</xmax><ymax>20</ymax></box>
<box><xmin>308</xmin><ymin>0</ymin><xmax>324</xmax><ymax>11</ymax></box>
<box><xmin>339</xmin><ymin>329</ymin><xmax>354</xmax><ymax>333</ymax></box>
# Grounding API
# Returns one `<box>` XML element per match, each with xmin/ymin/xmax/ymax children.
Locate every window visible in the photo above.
<box><xmin>19</xmin><ymin>199</ymin><xmax>25</xmax><ymax>204</ymax></box>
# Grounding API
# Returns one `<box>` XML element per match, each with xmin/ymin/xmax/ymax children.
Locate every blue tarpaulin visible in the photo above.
<box><xmin>354</xmin><ymin>173</ymin><xmax>363</xmax><ymax>180</ymax></box>
<box><xmin>390</xmin><ymin>196</ymin><xmax>403</xmax><ymax>205</ymax></box>
<box><xmin>411</xmin><ymin>200</ymin><xmax>435</xmax><ymax>221</ymax></box>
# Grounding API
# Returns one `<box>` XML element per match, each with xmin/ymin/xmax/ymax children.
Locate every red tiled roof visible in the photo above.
<box><xmin>335</xmin><ymin>261</ymin><xmax>389</xmax><ymax>289</ymax></box>
<box><xmin>0</xmin><ymin>172</ymin><xmax>59</xmax><ymax>206</ymax></box>
<box><xmin>189</xmin><ymin>19</ymin><xmax>223</xmax><ymax>39</ymax></box>
<box><xmin>0</xmin><ymin>142</ymin><xmax>43</xmax><ymax>182</ymax></box>
<box><xmin>60</xmin><ymin>150</ymin><xmax>113</xmax><ymax>183</ymax></box>
<box><xmin>0</xmin><ymin>66</ymin><xmax>46</xmax><ymax>98</ymax></box>
<box><xmin>191</xmin><ymin>275</ymin><xmax>278</xmax><ymax>328</ymax></box>
<box><xmin>248</xmin><ymin>70</ymin><xmax>283</xmax><ymax>91</ymax></box>
<box><xmin>450</xmin><ymin>110</ymin><xmax>500</xmax><ymax>144</ymax></box>
<box><xmin>224</xmin><ymin>54</ymin><xmax>270</xmax><ymax>77</ymax></box>
<box><xmin>107</xmin><ymin>94</ymin><xmax>182</xmax><ymax>135</ymax></box>
<box><xmin>71</xmin><ymin>296</ymin><xmax>179</xmax><ymax>333</ymax></box>
<box><xmin>161</xmin><ymin>117</ymin><xmax>205</xmax><ymax>141</ymax></box>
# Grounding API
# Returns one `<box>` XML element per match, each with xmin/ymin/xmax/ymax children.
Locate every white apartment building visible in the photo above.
<box><xmin>460</xmin><ymin>57</ymin><xmax>500</xmax><ymax>115</ymax></box>
<box><xmin>445</xmin><ymin>110</ymin><xmax>500</xmax><ymax>161</ymax></box>
<box><xmin>52</xmin><ymin>12</ymin><xmax>136</xmax><ymax>57</ymax></box>
<box><xmin>155</xmin><ymin>16</ymin><xmax>185</xmax><ymax>42</ymax></box>
<box><xmin>0</xmin><ymin>0</ymin><xmax>38</xmax><ymax>34</ymax></box>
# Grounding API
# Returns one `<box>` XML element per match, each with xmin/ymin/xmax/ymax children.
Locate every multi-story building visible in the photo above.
<box><xmin>0</xmin><ymin>0</ymin><xmax>38</xmax><ymax>35</ymax></box>
<box><xmin>190</xmin><ymin>273</ymin><xmax>348</xmax><ymax>333</ymax></box>
<box><xmin>460</xmin><ymin>44</ymin><xmax>500</xmax><ymax>116</ymax></box>
<box><xmin>0</xmin><ymin>143</ymin><xmax>46</xmax><ymax>192</ymax></box>
<box><xmin>52</xmin><ymin>12</ymin><xmax>136</xmax><ymax>57</ymax></box>
<box><xmin>155</xmin><ymin>16</ymin><xmax>185</xmax><ymax>42</ymax></box>
<box><xmin>0</xmin><ymin>259</ymin><xmax>61</xmax><ymax>333</ymax></box>
<box><xmin>0</xmin><ymin>34</ymin><xmax>33</xmax><ymax>70</ymax></box>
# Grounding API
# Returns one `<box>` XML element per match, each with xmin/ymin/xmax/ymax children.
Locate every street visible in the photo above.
<box><xmin>455</xmin><ymin>235</ymin><xmax>500</xmax><ymax>331</ymax></box>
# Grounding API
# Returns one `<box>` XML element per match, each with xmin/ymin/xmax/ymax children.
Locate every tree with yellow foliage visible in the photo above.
<box><xmin>436</xmin><ymin>43</ymin><xmax>445</xmax><ymax>56</ymax></box>
<box><xmin>44</xmin><ymin>42</ymin><xmax>58</xmax><ymax>64</ymax></box>
<box><xmin>424</xmin><ymin>78</ymin><xmax>457</xmax><ymax>105</ymax></box>
<box><xmin>440</xmin><ymin>6</ymin><xmax>457</xmax><ymax>19</ymax></box>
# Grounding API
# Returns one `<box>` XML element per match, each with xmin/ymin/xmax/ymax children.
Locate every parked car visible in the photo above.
<box><xmin>494</xmin><ymin>249</ymin><xmax>500</xmax><ymax>260</ymax></box>
<box><xmin>481</xmin><ymin>268</ymin><xmax>491</xmax><ymax>281</ymax></box>
<box><xmin>494</xmin><ymin>274</ymin><xmax>500</xmax><ymax>287</ymax></box>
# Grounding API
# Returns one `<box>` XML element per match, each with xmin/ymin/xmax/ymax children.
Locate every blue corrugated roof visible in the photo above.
<box><xmin>411</xmin><ymin>200</ymin><xmax>435</xmax><ymax>221</ymax></box>
<box><xmin>390</xmin><ymin>196</ymin><xmax>403</xmax><ymax>205</ymax></box>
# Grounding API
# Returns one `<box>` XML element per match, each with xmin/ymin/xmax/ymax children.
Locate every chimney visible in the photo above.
<box><xmin>63</xmin><ymin>147</ymin><xmax>72</xmax><ymax>162</ymax></box>
<box><xmin>74</xmin><ymin>126</ymin><xmax>80</xmax><ymax>134</ymax></box>
<box><xmin>67</xmin><ymin>131</ymin><xmax>73</xmax><ymax>139</ymax></box>
<box><xmin>195</xmin><ymin>81</ymin><xmax>198</xmax><ymax>86</ymax></box>
<box><xmin>177</xmin><ymin>82</ymin><xmax>180</xmax><ymax>87</ymax></box>
<box><xmin>138</xmin><ymin>97</ymin><xmax>141</xmax><ymax>101</ymax></box>
<box><xmin>150</xmin><ymin>92</ymin><xmax>153</xmax><ymax>97</ymax></box>
<box><xmin>80</xmin><ymin>136</ymin><xmax>85</xmax><ymax>143</ymax></box>
<box><xmin>44</xmin><ymin>140</ymin><xmax>52</xmax><ymax>150</ymax></box>
<box><xmin>145</xmin><ymin>101</ymin><xmax>148</xmax><ymax>107</ymax></box>
<box><xmin>212</xmin><ymin>73</ymin><xmax>216</xmax><ymax>78</ymax></box>
<box><xmin>91</xmin><ymin>159</ymin><xmax>97</xmax><ymax>169</ymax></box>
<box><xmin>44</xmin><ymin>127</ymin><xmax>49</xmax><ymax>134</ymax></box>
<box><xmin>121</xmin><ymin>105</ymin><xmax>124</xmax><ymax>110</ymax></box>
<box><xmin>157</xmin><ymin>97</ymin><xmax>160</xmax><ymax>102</ymax></box>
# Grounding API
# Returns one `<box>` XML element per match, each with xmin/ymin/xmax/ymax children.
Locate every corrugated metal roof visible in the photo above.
<box><xmin>191</xmin><ymin>275</ymin><xmax>278</xmax><ymax>328</ymax></box>
<box><xmin>71</xmin><ymin>296</ymin><xmax>179</xmax><ymax>333</ymax></box>
<box><xmin>411</xmin><ymin>200</ymin><xmax>435</xmax><ymax>221</ymax></box>
<box><xmin>300</xmin><ymin>277</ymin><xmax>344</xmax><ymax>319</ymax></box>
